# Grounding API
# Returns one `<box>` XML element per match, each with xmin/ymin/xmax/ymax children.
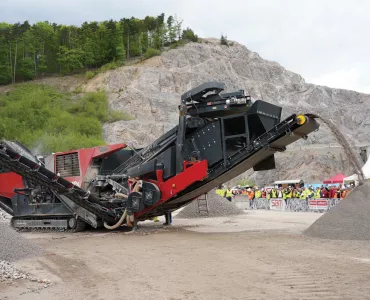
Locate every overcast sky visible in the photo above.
<box><xmin>2</xmin><ymin>0</ymin><xmax>370</xmax><ymax>93</ymax></box>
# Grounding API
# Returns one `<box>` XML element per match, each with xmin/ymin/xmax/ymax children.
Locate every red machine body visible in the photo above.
<box><xmin>135</xmin><ymin>160</ymin><xmax>208</xmax><ymax>219</ymax></box>
<box><xmin>53</xmin><ymin>143</ymin><xmax>126</xmax><ymax>188</ymax></box>
<box><xmin>0</xmin><ymin>172</ymin><xmax>23</xmax><ymax>199</ymax></box>
<box><xmin>0</xmin><ymin>143</ymin><xmax>127</xmax><ymax>201</ymax></box>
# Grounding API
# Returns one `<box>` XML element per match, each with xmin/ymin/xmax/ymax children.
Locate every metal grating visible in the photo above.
<box><xmin>55</xmin><ymin>152</ymin><xmax>80</xmax><ymax>177</ymax></box>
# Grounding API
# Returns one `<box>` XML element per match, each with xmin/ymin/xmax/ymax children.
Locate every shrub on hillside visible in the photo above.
<box><xmin>99</xmin><ymin>62</ymin><xmax>120</xmax><ymax>73</ymax></box>
<box><xmin>37</xmin><ymin>132</ymin><xmax>105</xmax><ymax>153</ymax></box>
<box><xmin>182</xmin><ymin>28</ymin><xmax>199</xmax><ymax>42</ymax></box>
<box><xmin>221</xmin><ymin>34</ymin><xmax>228</xmax><ymax>46</ymax></box>
<box><xmin>144</xmin><ymin>48</ymin><xmax>161</xmax><ymax>59</ymax></box>
<box><xmin>85</xmin><ymin>71</ymin><xmax>96</xmax><ymax>80</ymax></box>
<box><xmin>169</xmin><ymin>39</ymin><xmax>189</xmax><ymax>50</ymax></box>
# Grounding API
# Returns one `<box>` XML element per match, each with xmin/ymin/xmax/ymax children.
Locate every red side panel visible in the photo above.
<box><xmin>54</xmin><ymin>148</ymin><xmax>95</xmax><ymax>188</ymax></box>
<box><xmin>0</xmin><ymin>172</ymin><xmax>24</xmax><ymax>199</ymax></box>
<box><xmin>54</xmin><ymin>144</ymin><xmax>126</xmax><ymax>188</ymax></box>
<box><xmin>135</xmin><ymin>160</ymin><xmax>208</xmax><ymax>218</ymax></box>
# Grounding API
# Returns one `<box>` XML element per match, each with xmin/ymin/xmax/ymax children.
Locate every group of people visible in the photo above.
<box><xmin>216</xmin><ymin>184</ymin><xmax>354</xmax><ymax>202</ymax></box>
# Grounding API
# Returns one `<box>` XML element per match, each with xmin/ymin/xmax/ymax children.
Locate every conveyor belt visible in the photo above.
<box><xmin>137</xmin><ymin>114</ymin><xmax>319</xmax><ymax>219</ymax></box>
<box><xmin>0</xmin><ymin>145</ymin><xmax>118</xmax><ymax>224</ymax></box>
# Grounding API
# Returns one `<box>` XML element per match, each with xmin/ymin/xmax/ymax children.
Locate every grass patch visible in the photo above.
<box><xmin>107</xmin><ymin>110</ymin><xmax>134</xmax><ymax>123</ymax></box>
<box><xmin>0</xmin><ymin>84</ymin><xmax>132</xmax><ymax>153</ymax></box>
<box><xmin>169</xmin><ymin>39</ymin><xmax>190</xmax><ymax>50</ymax></box>
<box><xmin>73</xmin><ymin>86</ymin><xmax>83</xmax><ymax>94</ymax></box>
<box><xmin>85</xmin><ymin>71</ymin><xmax>97</xmax><ymax>80</ymax></box>
<box><xmin>99</xmin><ymin>62</ymin><xmax>121</xmax><ymax>73</ymax></box>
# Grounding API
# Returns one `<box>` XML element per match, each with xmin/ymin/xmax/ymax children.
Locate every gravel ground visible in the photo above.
<box><xmin>0</xmin><ymin>222</ymin><xmax>43</xmax><ymax>261</ymax></box>
<box><xmin>0</xmin><ymin>208</ymin><xmax>11</xmax><ymax>222</ymax></box>
<box><xmin>175</xmin><ymin>192</ymin><xmax>244</xmax><ymax>219</ymax></box>
<box><xmin>304</xmin><ymin>182</ymin><xmax>370</xmax><ymax>240</ymax></box>
<box><xmin>2</xmin><ymin>215</ymin><xmax>370</xmax><ymax>300</ymax></box>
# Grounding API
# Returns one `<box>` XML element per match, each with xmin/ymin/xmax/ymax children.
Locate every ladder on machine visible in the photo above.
<box><xmin>197</xmin><ymin>194</ymin><xmax>209</xmax><ymax>215</ymax></box>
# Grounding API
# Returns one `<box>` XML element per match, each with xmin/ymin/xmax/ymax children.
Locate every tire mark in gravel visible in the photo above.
<box><xmin>271</xmin><ymin>267</ymin><xmax>342</xmax><ymax>299</ymax></box>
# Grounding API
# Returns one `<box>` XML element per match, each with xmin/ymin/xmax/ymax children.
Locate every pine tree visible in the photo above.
<box><xmin>221</xmin><ymin>34</ymin><xmax>228</xmax><ymax>46</ymax></box>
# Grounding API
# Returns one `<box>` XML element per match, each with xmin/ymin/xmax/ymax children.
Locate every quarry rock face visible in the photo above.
<box><xmin>84</xmin><ymin>38</ymin><xmax>370</xmax><ymax>184</ymax></box>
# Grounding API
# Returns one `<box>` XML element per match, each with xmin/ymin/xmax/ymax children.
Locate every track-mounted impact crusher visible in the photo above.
<box><xmin>0</xmin><ymin>82</ymin><xmax>320</xmax><ymax>231</ymax></box>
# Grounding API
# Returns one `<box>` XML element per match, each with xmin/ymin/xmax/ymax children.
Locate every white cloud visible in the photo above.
<box><xmin>312</xmin><ymin>68</ymin><xmax>370</xmax><ymax>93</ymax></box>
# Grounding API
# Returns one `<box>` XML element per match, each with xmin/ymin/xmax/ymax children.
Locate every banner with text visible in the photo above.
<box><xmin>308</xmin><ymin>199</ymin><xmax>329</xmax><ymax>211</ymax></box>
<box><xmin>269</xmin><ymin>198</ymin><xmax>286</xmax><ymax>211</ymax></box>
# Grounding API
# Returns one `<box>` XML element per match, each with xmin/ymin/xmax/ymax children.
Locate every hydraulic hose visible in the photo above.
<box><xmin>103</xmin><ymin>208</ymin><xmax>127</xmax><ymax>230</ymax></box>
<box><xmin>104</xmin><ymin>180</ymin><xmax>140</xmax><ymax>230</ymax></box>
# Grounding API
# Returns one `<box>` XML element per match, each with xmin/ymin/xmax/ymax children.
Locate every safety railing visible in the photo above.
<box><xmin>233</xmin><ymin>196</ymin><xmax>342</xmax><ymax>212</ymax></box>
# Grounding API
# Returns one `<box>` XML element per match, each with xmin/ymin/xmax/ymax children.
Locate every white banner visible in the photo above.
<box><xmin>308</xmin><ymin>199</ymin><xmax>329</xmax><ymax>211</ymax></box>
<box><xmin>269</xmin><ymin>198</ymin><xmax>286</xmax><ymax>211</ymax></box>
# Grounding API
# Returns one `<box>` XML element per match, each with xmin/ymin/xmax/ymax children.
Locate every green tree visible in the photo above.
<box><xmin>0</xmin><ymin>23</ymin><xmax>12</xmax><ymax>84</ymax></box>
<box><xmin>221</xmin><ymin>34</ymin><xmax>228</xmax><ymax>46</ymax></box>
<box><xmin>182</xmin><ymin>28</ymin><xmax>198</xmax><ymax>42</ymax></box>
<box><xmin>20</xmin><ymin>57</ymin><xmax>35</xmax><ymax>80</ymax></box>
<box><xmin>32</xmin><ymin>22</ymin><xmax>55</xmax><ymax>73</ymax></box>
<box><xmin>58</xmin><ymin>46</ymin><xmax>84</xmax><ymax>74</ymax></box>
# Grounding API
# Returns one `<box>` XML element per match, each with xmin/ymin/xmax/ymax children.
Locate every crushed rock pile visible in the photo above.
<box><xmin>0</xmin><ymin>222</ymin><xmax>43</xmax><ymax>261</ymax></box>
<box><xmin>0</xmin><ymin>260</ymin><xmax>28</xmax><ymax>281</ymax></box>
<box><xmin>304</xmin><ymin>182</ymin><xmax>370</xmax><ymax>240</ymax></box>
<box><xmin>0</xmin><ymin>208</ymin><xmax>11</xmax><ymax>222</ymax></box>
<box><xmin>175</xmin><ymin>192</ymin><xmax>244</xmax><ymax>219</ymax></box>
<box><xmin>0</xmin><ymin>260</ymin><xmax>53</xmax><ymax>293</ymax></box>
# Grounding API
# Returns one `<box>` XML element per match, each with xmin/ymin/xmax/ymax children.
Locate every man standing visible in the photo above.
<box><xmin>164</xmin><ymin>212</ymin><xmax>172</xmax><ymax>226</ymax></box>
<box><xmin>283</xmin><ymin>187</ymin><xmax>292</xmax><ymax>206</ymax></box>
<box><xmin>329</xmin><ymin>186</ymin><xmax>336</xmax><ymax>198</ymax></box>
<box><xmin>277</xmin><ymin>187</ymin><xmax>283</xmax><ymax>198</ymax></box>
<box><xmin>308</xmin><ymin>185</ymin><xmax>314</xmax><ymax>198</ymax></box>
<box><xmin>300</xmin><ymin>187</ymin><xmax>310</xmax><ymax>200</ymax></box>
<box><xmin>261</xmin><ymin>188</ymin><xmax>266</xmax><ymax>198</ymax></box>
<box><xmin>216</xmin><ymin>185</ymin><xmax>223</xmax><ymax>196</ymax></box>
<box><xmin>271</xmin><ymin>188</ymin><xmax>277</xmax><ymax>199</ymax></box>
<box><xmin>247</xmin><ymin>188</ymin><xmax>255</xmax><ymax>208</ymax></box>
<box><xmin>321</xmin><ymin>186</ymin><xmax>329</xmax><ymax>198</ymax></box>
<box><xmin>254</xmin><ymin>187</ymin><xmax>262</xmax><ymax>199</ymax></box>
<box><xmin>225</xmin><ymin>186</ymin><xmax>233</xmax><ymax>202</ymax></box>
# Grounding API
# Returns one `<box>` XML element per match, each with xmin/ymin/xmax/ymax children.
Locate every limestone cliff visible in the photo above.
<box><xmin>82</xmin><ymin>38</ymin><xmax>370</xmax><ymax>184</ymax></box>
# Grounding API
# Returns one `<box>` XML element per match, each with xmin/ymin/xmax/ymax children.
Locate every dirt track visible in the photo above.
<box><xmin>1</xmin><ymin>211</ymin><xmax>370</xmax><ymax>300</ymax></box>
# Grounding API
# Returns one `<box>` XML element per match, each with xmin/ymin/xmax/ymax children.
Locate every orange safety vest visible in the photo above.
<box><xmin>247</xmin><ymin>191</ymin><xmax>254</xmax><ymax>200</ymax></box>
<box><xmin>261</xmin><ymin>191</ymin><xmax>266</xmax><ymax>198</ymax></box>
